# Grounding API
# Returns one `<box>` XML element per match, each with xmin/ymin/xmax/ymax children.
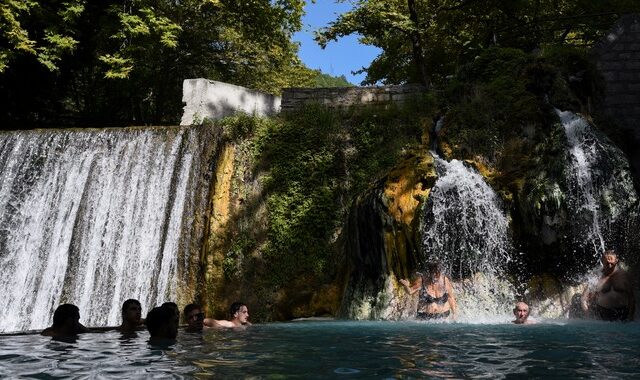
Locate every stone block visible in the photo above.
<box><xmin>359</xmin><ymin>93</ymin><xmax>375</xmax><ymax>103</ymax></box>
<box><xmin>619</xmin><ymin>72</ymin><xmax>636</xmax><ymax>81</ymax></box>
<box><xmin>180</xmin><ymin>79</ymin><xmax>281</xmax><ymax>125</ymax></box>
<box><xmin>612</xmin><ymin>42</ymin><xmax>627</xmax><ymax>51</ymax></box>
<box><xmin>617</xmin><ymin>94</ymin><xmax>638</xmax><ymax>104</ymax></box>
<box><xmin>600</xmin><ymin>53</ymin><xmax>616</xmax><ymax>61</ymax></box>
<box><xmin>600</xmin><ymin>61</ymin><xmax>623</xmax><ymax>70</ymax></box>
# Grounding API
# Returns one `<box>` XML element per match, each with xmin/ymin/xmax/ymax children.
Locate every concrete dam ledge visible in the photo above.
<box><xmin>180</xmin><ymin>78</ymin><xmax>426</xmax><ymax>126</ymax></box>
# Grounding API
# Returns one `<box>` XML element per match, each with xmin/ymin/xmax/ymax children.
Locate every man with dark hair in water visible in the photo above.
<box><xmin>146</xmin><ymin>304</ymin><xmax>178</xmax><ymax>341</ymax></box>
<box><xmin>184</xmin><ymin>303</ymin><xmax>209</xmax><ymax>332</ymax></box>
<box><xmin>119</xmin><ymin>299</ymin><xmax>144</xmax><ymax>332</ymax></box>
<box><xmin>581</xmin><ymin>250</ymin><xmax>635</xmax><ymax>321</ymax></box>
<box><xmin>162</xmin><ymin>302</ymin><xmax>180</xmax><ymax>332</ymax></box>
<box><xmin>211</xmin><ymin>302</ymin><xmax>252</xmax><ymax>328</ymax></box>
<box><xmin>41</xmin><ymin>304</ymin><xmax>89</xmax><ymax>337</ymax></box>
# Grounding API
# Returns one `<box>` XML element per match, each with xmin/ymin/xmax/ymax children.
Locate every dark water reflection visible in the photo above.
<box><xmin>1</xmin><ymin>320</ymin><xmax>639</xmax><ymax>378</ymax></box>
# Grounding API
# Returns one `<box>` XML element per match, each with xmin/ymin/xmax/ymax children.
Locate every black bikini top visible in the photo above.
<box><xmin>418</xmin><ymin>275</ymin><xmax>449</xmax><ymax>305</ymax></box>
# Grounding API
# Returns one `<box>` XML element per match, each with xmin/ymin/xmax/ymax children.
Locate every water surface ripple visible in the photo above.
<box><xmin>1</xmin><ymin>321</ymin><xmax>638</xmax><ymax>379</ymax></box>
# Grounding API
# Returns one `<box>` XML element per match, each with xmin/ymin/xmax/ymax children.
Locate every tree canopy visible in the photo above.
<box><xmin>0</xmin><ymin>0</ymin><xmax>314</xmax><ymax>127</ymax></box>
<box><xmin>316</xmin><ymin>0</ymin><xmax>640</xmax><ymax>86</ymax></box>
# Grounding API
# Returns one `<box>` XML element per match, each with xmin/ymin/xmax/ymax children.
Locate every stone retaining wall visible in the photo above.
<box><xmin>593</xmin><ymin>14</ymin><xmax>640</xmax><ymax>181</ymax></box>
<box><xmin>280</xmin><ymin>84</ymin><xmax>426</xmax><ymax>112</ymax></box>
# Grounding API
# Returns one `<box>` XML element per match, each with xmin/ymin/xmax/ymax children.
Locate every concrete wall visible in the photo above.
<box><xmin>593</xmin><ymin>14</ymin><xmax>640</xmax><ymax>181</ymax></box>
<box><xmin>280</xmin><ymin>84</ymin><xmax>426</xmax><ymax>112</ymax></box>
<box><xmin>180</xmin><ymin>79</ymin><xmax>281</xmax><ymax>126</ymax></box>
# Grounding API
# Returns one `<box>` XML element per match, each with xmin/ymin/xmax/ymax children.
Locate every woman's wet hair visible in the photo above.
<box><xmin>146</xmin><ymin>306</ymin><xmax>174</xmax><ymax>337</ymax></box>
<box><xmin>52</xmin><ymin>304</ymin><xmax>80</xmax><ymax>328</ymax></box>
<box><xmin>424</xmin><ymin>261</ymin><xmax>442</xmax><ymax>275</ymax></box>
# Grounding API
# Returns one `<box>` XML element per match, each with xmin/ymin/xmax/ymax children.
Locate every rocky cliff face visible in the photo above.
<box><xmin>196</xmin><ymin>48</ymin><xmax>639</xmax><ymax>322</ymax></box>
<box><xmin>335</xmin><ymin>48</ymin><xmax>640</xmax><ymax>320</ymax></box>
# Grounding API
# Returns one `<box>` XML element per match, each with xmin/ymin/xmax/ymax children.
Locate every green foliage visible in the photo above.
<box><xmin>0</xmin><ymin>0</ymin><xmax>84</xmax><ymax>72</ymax></box>
<box><xmin>223</xmin><ymin>231</ymin><xmax>256</xmax><ymax>279</ymax></box>
<box><xmin>312</xmin><ymin>71</ymin><xmax>352</xmax><ymax>87</ymax></box>
<box><xmin>1</xmin><ymin>0</ymin><xmax>312</xmax><ymax>127</ymax></box>
<box><xmin>540</xmin><ymin>45</ymin><xmax>604</xmax><ymax>106</ymax></box>
<box><xmin>316</xmin><ymin>0</ymin><xmax>640</xmax><ymax>85</ymax></box>
<box><xmin>218</xmin><ymin>113</ymin><xmax>279</xmax><ymax>159</ymax></box>
<box><xmin>442</xmin><ymin>47</ymin><xmax>575</xmax><ymax>161</ymax></box>
<box><xmin>236</xmin><ymin>102</ymin><xmax>429</xmax><ymax>287</ymax></box>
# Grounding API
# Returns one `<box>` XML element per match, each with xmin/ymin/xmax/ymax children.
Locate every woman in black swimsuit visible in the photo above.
<box><xmin>399</xmin><ymin>261</ymin><xmax>457</xmax><ymax>320</ymax></box>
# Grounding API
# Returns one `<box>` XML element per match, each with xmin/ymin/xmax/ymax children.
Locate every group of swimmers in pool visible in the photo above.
<box><xmin>39</xmin><ymin>249</ymin><xmax>634</xmax><ymax>338</ymax></box>
<box><xmin>41</xmin><ymin>300</ymin><xmax>251</xmax><ymax>341</ymax></box>
<box><xmin>399</xmin><ymin>249</ymin><xmax>635</xmax><ymax>324</ymax></box>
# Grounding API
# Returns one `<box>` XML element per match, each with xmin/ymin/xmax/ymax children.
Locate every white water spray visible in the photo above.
<box><xmin>421</xmin><ymin>155</ymin><xmax>514</xmax><ymax>322</ymax></box>
<box><xmin>557</xmin><ymin>110</ymin><xmax>607</xmax><ymax>256</ymax></box>
<box><xmin>557</xmin><ymin>109</ymin><xmax>639</xmax><ymax>263</ymax></box>
<box><xmin>0</xmin><ymin>127</ymin><xmax>206</xmax><ymax>333</ymax></box>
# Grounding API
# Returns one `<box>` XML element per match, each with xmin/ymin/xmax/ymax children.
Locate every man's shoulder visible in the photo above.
<box><xmin>206</xmin><ymin>319</ymin><xmax>235</xmax><ymax>328</ymax></box>
<box><xmin>611</xmin><ymin>268</ymin><xmax>632</xmax><ymax>281</ymax></box>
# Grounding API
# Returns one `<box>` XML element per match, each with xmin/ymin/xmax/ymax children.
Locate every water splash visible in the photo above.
<box><xmin>557</xmin><ymin>109</ymin><xmax>638</xmax><ymax>262</ymax></box>
<box><xmin>557</xmin><ymin>110</ymin><xmax>606</xmax><ymax>256</ymax></box>
<box><xmin>420</xmin><ymin>155</ymin><xmax>514</xmax><ymax>321</ymax></box>
<box><xmin>0</xmin><ymin>126</ymin><xmax>209</xmax><ymax>333</ymax></box>
<box><xmin>421</xmin><ymin>156</ymin><xmax>511</xmax><ymax>279</ymax></box>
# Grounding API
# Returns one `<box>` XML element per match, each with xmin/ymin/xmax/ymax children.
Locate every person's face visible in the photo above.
<box><xmin>187</xmin><ymin>309</ymin><xmax>204</xmax><ymax>330</ymax></box>
<box><xmin>514</xmin><ymin>303</ymin><xmax>529</xmax><ymax>323</ymax></box>
<box><xmin>235</xmin><ymin>306</ymin><xmax>249</xmax><ymax>324</ymax></box>
<box><xmin>602</xmin><ymin>254</ymin><xmax>618</xmax><ymax>271</ymax></box>
<box><xmin>124</xmin><ymin>303</ymin><xmax>142</xmax><ymax>324</ymax></box>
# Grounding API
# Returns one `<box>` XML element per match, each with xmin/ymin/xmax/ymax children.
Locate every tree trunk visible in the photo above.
<box><xmin>407</xmin><ymin>0</ymin><xmax>429</xmax><ymax>88</ymax></box>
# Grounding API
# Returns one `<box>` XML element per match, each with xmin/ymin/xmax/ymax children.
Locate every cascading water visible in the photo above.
<box><xmin>421</xmin><ymin>155</ymin><xmax>514</xmax><ymax>322</ymax></box>
<box><xmin>0</xmin><ymin>126</ymin><xmax>214</xmax><ymax>333</ymax></box>
<box><xmin>557</xmin><ymin>109</ymin><xmax>638</xmax><ymax>263</ymax></box>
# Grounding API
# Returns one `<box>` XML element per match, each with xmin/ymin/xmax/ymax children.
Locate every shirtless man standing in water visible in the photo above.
<box><xmin>581</xmin><ymin>250</ymin><xmax>635</xmax><ymax>321</ymax></box>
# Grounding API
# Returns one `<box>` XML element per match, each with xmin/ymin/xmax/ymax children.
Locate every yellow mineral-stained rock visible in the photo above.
<box><xmin>202</xmin><ymin>143</ymin><xmax>236</xmax><ymax>313</ymax></box>
<box><xmin>383</xmin><ymin>151</ymin><xmax>436</xmax><ymax>226</ymax></box>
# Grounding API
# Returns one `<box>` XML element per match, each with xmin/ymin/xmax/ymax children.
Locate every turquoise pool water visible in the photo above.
<box><xmin>1</xmin><ymin>320</ymin><xmax>638</xmax><ymax>378</ymax></box>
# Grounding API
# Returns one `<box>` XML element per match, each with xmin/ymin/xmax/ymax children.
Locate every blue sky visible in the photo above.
<box><xmin>293</xmin><ymin>1</ymin><xmax>381</xmax><ymax>85</ymax></box>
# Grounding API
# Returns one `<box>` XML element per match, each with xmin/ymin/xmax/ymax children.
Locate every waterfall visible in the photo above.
<box><xmin>421</xmin><ymin>156</ymin><xmax>511</xmax><ymax>278</ymax></box>
<box><xmin>0</xmin><ymin>126</ymin><xmax>213</xmax><ymax>333</ymax></box>
<box><xmin>557</xmin><ymin>109</ymin><xmax>638</xmax><ymax>263</ymax></box>
<box><xmin>421</xmin><ymin>155</ymin><xmax>514</xmax><ymax>322</ymax></box>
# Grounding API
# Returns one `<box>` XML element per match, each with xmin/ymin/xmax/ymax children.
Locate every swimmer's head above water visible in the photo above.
<box><xmin>513</xmin><ymin>301</ymin><xmax>535</xmax><ymax>324</ymax></box>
